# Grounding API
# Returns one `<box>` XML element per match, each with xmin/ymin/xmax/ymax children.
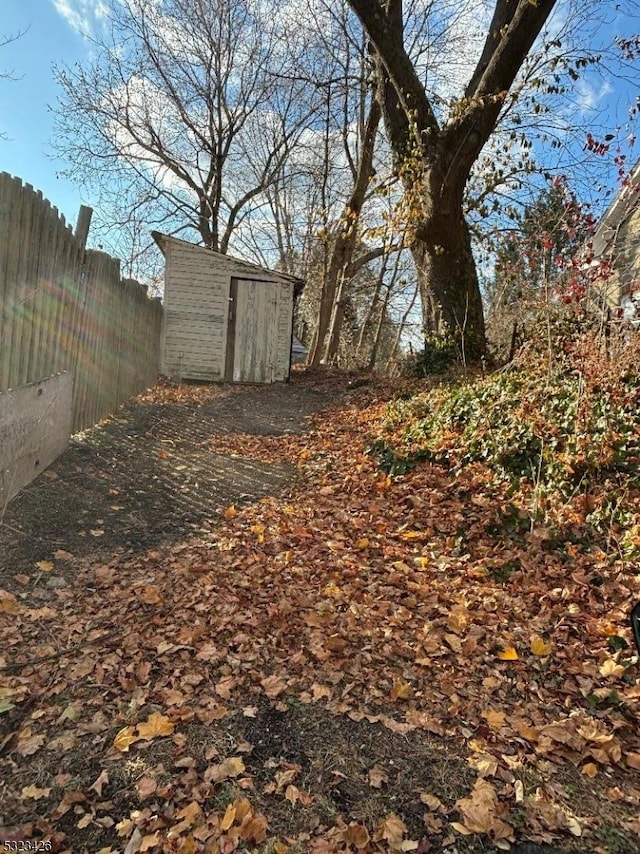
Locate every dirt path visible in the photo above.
<box><xmin>0</xmin><ymin>374</ymin><xmax>344</xmax><ymax>578</ymax></box>
<box><xmin>1</xmin><ymin>373</ymin><xmax>633</xmax><ymax>854</ymax></box>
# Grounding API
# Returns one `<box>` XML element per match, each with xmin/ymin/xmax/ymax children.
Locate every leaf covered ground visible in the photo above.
<box><xmin>1</xmin><ymin>366</ymin><xmax>640</xmax><ymax>854</ymax></box>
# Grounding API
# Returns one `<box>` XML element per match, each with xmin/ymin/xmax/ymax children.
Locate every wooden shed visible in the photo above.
<box><xmin>153</xmin><ymin>233</ymin><xmax>304</xmax><ymax>383</ymax></box>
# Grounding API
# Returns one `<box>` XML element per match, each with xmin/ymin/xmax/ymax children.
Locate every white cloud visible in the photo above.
<box><xmin>574</xmin><ymin>78</ymin><xmax>613</xmax><ymax>113</ymax></box>
<box><xmin>51</xmin><ymin>0</ymin><xmax>107</xmax><ymax>37</ymax></box>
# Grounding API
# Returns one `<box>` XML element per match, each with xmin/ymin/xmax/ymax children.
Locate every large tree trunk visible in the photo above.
<box><xmin>412</xmin><ymin>207</ymin><xmax>486</xmax><ymax>362</ymax></box>
<box><xmin>372</xmin><ymin>56</ymin><xmax>487</xmax><ymax>359</ymax></box>
<box><xmin>347</xmin><ymin>0</ymin><xmax>558</xmax><ymax>363</ymax></box>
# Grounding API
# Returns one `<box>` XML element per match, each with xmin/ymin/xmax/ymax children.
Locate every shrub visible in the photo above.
<box><xmin>403</xmin><ymin>335</ymin><xmax>459</xmax><ymax>376</ymax></box>
<box><xmin>380</xmin><ymin>329</ymin><xmax>640</xmax><ymax>537</ymax></box>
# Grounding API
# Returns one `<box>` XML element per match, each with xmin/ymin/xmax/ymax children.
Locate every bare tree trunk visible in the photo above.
<box><xmin>324</xmin><ymin>271</ymin><xmax>348</xmax><ymax>364</ymax></box>
<box><xmin>367</xmin><ymin>280</ymin><xmax>394</xmax><ymax>371</ymax></box>
<box><xmin>308</xmin><ymin>83</ymin><xmax>336</xmax><ymax>368</ymax></box>
<box><xmin>355</xmin><ymin>259</ymin><xmax>388</xmax><ymax>362</ymax></box>
<box><xmin>387</xmin><ymin>280</ymin><xmax>418</xmax><ymax>372</ymax></box>
<box><xmin>312</xmin><ymin>98</ymin><xmax>381</xmax><ymax>365</ymax></box>
<box><xmin>366</xmin><ymin>249</ymin><xmax>403</xmax><ymax>369</ymax></box>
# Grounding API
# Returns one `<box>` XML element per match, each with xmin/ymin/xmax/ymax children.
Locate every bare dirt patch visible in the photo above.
<box><xmin>0</xmin><ymin>373</ymin><xmax>343</xmax><ymax>577</ymax></box>
<box><xmin>1</xmin><ymin>696</ymin><xmax>480</xmax><ymax>854</ymax></box>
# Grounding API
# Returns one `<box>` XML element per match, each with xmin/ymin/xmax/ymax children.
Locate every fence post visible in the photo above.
<box><xmin>74</xmin><ymin>205</ymin><xmax>93</xmax><ymax>251</ymax></box>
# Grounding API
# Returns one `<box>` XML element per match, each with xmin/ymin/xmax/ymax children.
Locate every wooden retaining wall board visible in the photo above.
<box><xmin>0</xmin><ymin>372</ymin><xmax>73</xmax><ymax>510</ymax></box>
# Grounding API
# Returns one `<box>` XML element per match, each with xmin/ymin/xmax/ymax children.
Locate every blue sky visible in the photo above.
<box><xmin>0</xmin><ymin>0</ymin><xmax>95</xmax><ymax>228</ymax></box>
<box><xmin>1</xmin><ymin>0</ymin><xmax>638</xmax><ymax>240</ymax></box>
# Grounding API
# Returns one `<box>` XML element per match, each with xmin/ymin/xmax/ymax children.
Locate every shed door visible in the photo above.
<box><xmin>225</xmin><ymin>278</ymin><xmax>278</xmax><ymax>383</ymax></box>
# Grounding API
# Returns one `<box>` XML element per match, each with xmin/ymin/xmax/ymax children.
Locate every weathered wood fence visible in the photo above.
<box><xmin>0</xmin><ymin>173</ymin><xmax>162</xmax><ymax>433</ymax></box>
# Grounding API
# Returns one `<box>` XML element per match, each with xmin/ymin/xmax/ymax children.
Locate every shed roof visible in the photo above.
<box><xmin>151</xmin><ymin>231</ymin><xmax>305</xmax><ymax>296</ymax></box>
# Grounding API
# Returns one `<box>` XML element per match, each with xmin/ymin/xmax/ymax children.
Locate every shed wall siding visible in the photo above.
<box><xmin>274</xmin><ymin>282</ymin><xmax>294</xmax><ymax>380</ymax></box>
<box><xmin>613</xmin><ymin>203</ymin><xmax>640</xmax><ymax>299</ymax></box>
<box><xmin>597</xmin><ymin>204</ymin><xmax>640</xmax><ymax>308</ymax></box>
<box><xmin>163</xmin><ymin>243</ymin><xmax>232</xmax><ymax>380</ymax></box>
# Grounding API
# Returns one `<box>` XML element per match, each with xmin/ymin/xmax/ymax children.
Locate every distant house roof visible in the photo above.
<box><xmin>592</xmin><ymin>157</ymin><xmax>640</xmax><ymax>259</ymax></box>
<box><xmin>151</xmin><ymin>231</ymin><xmax>305</xmax><ymax>296</ymax></box>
